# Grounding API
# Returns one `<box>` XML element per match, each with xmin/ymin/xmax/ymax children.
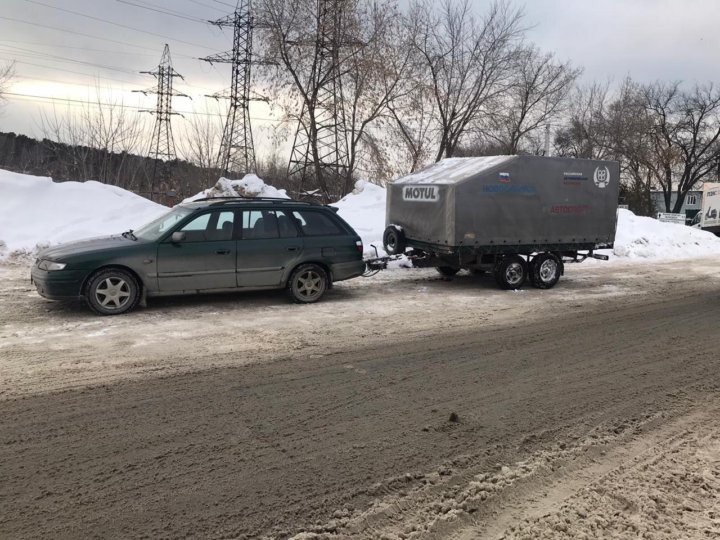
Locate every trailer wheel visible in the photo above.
<box><xmin>494</xmin><ymin>255</ymin><xmax>527</xmax><ymax>290</ymax></box>
<box><xmin>435</xmin><ymin>266</ymin><xmax>459</xmax><ymax>277</ymax></box>
<box><xmin>383</xmin><ymin>226</ymin><xmax>406</xmax><ymax>255</ymax></box>
<box><xmin>529</xmin><ymin>252</ymin><xmax>561</xmax><ymax>289</ymax></box>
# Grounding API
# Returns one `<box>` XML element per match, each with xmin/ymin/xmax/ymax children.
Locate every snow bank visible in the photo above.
<box><xmin>184</xmin><ymin>175</ymin><xmax>289</xmax><ymax>202</ymax></box>
<box><xmin>2</xmin><ymin>166</ymin><xmax>718</xmax><ymax>265</ymax></box>
<box><xmin>332</xmin><ymin>179</ymin><xmax>387</xmax><ymax>256</ymax></box>
<box><xmin>601</xmin><ymin>209</ymin><xmax>720</xmax><ymax>260</ymax></box>
<box><xmin>0</xmin><ymin>169</ymin><xmax>167</xmax><ymax>260</ymax></box>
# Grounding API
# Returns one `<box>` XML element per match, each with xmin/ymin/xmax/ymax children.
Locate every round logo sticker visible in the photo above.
<box><xmin>593</xmin><ymin>166</ymin><xmax>610</xmax><ymax>189</ymax></box>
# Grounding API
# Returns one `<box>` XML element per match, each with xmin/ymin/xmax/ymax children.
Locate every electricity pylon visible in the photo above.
<box><xmin>201</xmin><ymin>0</ymin><xmax>269</xmax><ymax>177</ymax></box>
<box><xmin>288</xmin><ymin>0</ymin><xmax>356</xmax><ymax>201</ymax></box>
<box><xmin>134</xmin><ymin>44</ymin><xmax>188</xmax><ymax>198</ymax></box>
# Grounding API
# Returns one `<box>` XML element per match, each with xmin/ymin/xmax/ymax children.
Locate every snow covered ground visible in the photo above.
<box><xmin>1</xmin><ymin>167</ymin><xmax>719</xmax><ymax>263</ymax></box>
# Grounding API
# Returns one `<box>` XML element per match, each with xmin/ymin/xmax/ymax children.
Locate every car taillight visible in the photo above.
<box><xmin>356</xmin><ymin>240</ymin><xmax>363</xmax><ymax>253</ymax></box>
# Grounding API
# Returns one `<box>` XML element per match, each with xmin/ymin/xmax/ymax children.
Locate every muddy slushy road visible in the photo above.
<box><xmin>1</xmin><ymin>259</ymin><xmax>719</xmax><ymax>539</ymax></box>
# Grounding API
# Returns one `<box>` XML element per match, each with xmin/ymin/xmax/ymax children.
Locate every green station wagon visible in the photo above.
<box><xmin>31</xmin><ymin>197</ymin><xmax>367</xmax><ymax>315</ymax></box>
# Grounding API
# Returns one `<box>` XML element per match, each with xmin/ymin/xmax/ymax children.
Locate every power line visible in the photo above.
<box><xmin>0</xmin><ymin>39</ymin><xmax>174</xmax><ymax>58</ymax></box>
<box><xmin>214</xmin><ymin>0</ymin><xmax>238</xmax><ymax>8</ymax></box>
<box><xmin>115</xmin><ymin>0</ymin><xmax>209</xmax><ymax>24</ymax></box>
<box><xmin>1</xmin><ymin>58</ymin><xmax>147</xmax><ymax>87</ymax></box>
<box><xmin>0</xmin><ymin>15</ymin><xmax>170</xmax><ymax>55</ymax></box>
<box><xmin>184</xmin><ymin>0</ymin><xmax>228</xmax><ymax>13</ymax></box>
<box><xmin>3</xmin><ymin>91</ymin><xmax>281</xmax><ymax>122</ymax></box>
<box><xmin>24</xmin><ymin>0</ymin><xmax>217</xmax><ymax>52</ymax></box>
<box><xmin>0</xmin><ymin>44</ymin><xmax>145</xmax><ymax>77</ymax></box>
<box><xmin>124</xmin><ymin>0</ymin><xmax>219</xmax><ymax>20</ymax></box>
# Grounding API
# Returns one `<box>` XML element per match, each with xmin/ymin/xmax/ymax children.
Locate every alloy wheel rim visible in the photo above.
<box><xmin>296</xmin><ymin>270</ymin><xmax>323</xmax><ymax>299</ymax></box>
<box><xmin>95</xmin><ymin>277</ymin><xmax>130</xmax><ymax>309</ymax></box>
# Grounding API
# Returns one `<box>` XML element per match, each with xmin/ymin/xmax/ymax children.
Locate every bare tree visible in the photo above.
<box><xmin>178</xmin><ymin>104</ymin><xmax>224</xmax><ymax>187</ymax></box>
<box><xmin>408</xmin><ymin>0</ymin><xmax>524</xmax><ymax>161</ymax></box>
<box><xmin>387</xmin><ymin>81</ymin><xmax>437</xmax><ymax>173</ymax></box>
<box><xmin>258</xmin><ymin>0</ymin><xmax>411</xmax><ymax>197</ymax></box>
<box><xmin>554</xmin><ymin>82</ymin><xmax>612</xmax><ymax>160</ymax></box>
<box><xmin>0</xmin><ymin>62</ymin><xmax>14</xmax><ymax>109</ymax></box>
<box><xmin>487</xmin><ymin>46</ymin><xmax>581</xmax><ymax>154</ymax></box>
<box><xmin>341</xmin><ymin>0</ymin><xmax>415</xmax><ymax>190</ymax></box>
<box><xmin>38</xmin><ymin>87</ymin><xmax>146</xmax><ymax>189</ymax></box>
<box><xmin>642</xmin><ymin>82</ymin><xmax>720</xmax><ymax>213</ymax></box>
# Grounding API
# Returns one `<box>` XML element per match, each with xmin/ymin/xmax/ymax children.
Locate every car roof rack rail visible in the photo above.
<box><xmin>191</xmin><ymin>196</ymin><xmax>323</xmax><ymax>206</ymax></box>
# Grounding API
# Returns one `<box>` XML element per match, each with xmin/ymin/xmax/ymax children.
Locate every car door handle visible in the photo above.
<box><xmin>287</xmin><ymin>247</ymin><xmax>298</xmax><ymax>251</ymax></box>
<box><xmin>216</xmin><ymin>249</ymin><xmax>231</xmax><ymax>255</ymax></box>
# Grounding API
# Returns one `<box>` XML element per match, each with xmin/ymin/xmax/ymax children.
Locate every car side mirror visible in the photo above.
<box><xmin>171</xmin><ymin>231</ymin><xmax>186</xmax><ymax>243</ymax></box>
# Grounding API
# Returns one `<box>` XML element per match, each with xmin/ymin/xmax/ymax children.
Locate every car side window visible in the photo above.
<box><xmin>292</xmin><ymin>210</ymin><xmax>343</xmax><ymax>236</ymax></box>
<box><xmin>275</xmin><ymin>210</ymin><xmax>299</xmax><ymax>238</ymax></box>
<box><xmin>213</xmin><ymin>211</ymin><xmax>235</xmax><ymax>240</ymax></box>
<box><xmin>242</xmin><ymin>210</ymin><xmax>280</xmax><ymax>239</ymax></box>
<box><xmin>179</xmin><ymin>211</ymin><xmax>234</xmax><ymax>242</ymax></box>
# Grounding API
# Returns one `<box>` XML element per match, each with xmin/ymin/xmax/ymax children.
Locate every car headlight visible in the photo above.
<box><xmin>37</xmin><ymin>260</ymin><xmax>67</xmax><ymax>271</ymax></box>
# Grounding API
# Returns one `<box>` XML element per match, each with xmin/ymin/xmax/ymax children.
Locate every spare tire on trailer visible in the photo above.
<box><xmin>383</xmin><ymin>225</ymin><xmax>406</xmax><ymax>255</ymax></box>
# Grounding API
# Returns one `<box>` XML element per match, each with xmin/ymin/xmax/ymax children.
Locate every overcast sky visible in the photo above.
<box><xmin>1</xmin><ymin>0</ymin><xmax>719</xmax><ymax>144</ymax></box>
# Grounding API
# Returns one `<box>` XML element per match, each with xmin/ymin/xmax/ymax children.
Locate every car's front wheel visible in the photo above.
<box><xmin>85</xmin><ymin>268</ymin><xmax>141</xmax><ymax>315</ymax></box>
<box><xmin>287</xmin><ymin>264</ymin><xmax>328</xmax><ymax>304</ymax></box>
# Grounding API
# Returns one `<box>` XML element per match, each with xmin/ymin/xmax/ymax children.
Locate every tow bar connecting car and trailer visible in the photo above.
<box><xmin>368</xmin><ymin>155</ymin><xmax>620</xmax><ymax>289</ymax></box>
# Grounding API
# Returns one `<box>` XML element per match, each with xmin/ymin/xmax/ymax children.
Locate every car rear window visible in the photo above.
<box><xmin>292</xmin><ymin>210</ymin><xmax>344</xmax><ymax>236</ymax></box>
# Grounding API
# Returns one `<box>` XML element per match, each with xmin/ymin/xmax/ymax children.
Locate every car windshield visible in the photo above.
<box><xmin>134</xmin><ymin>206</ymin><xmax>195</xmax><ymax>241</ymax></box>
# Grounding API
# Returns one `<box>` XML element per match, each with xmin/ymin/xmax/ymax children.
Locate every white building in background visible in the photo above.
<box><xmin>650</xmin><ymin>190</ymin><xmax>703</xmax><ymax>222</ymax></box>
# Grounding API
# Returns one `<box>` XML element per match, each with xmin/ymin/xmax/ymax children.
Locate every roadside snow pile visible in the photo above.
<box><xmin>333</xmin><ymin>179</ymin><xmax>386</xmax><ymax>255</ymax></box>
<box><xmin>184</xmin><ymin>175</ymin><xmax>288</xmax><ymax>202</ymax></box>
<box><xmin>2</xmin><ymin>165</ymin><xmax>717</xmax><ymax>265</ymax></box>
<box><xmin>0</xmin><ymin>169</ymin><xmax>167</xmax><ymax>260</ymax></box>
<box><xmin>605</xmin><ymin>209</ymin><xmax>720</xmax><ymax>260</ymax></box>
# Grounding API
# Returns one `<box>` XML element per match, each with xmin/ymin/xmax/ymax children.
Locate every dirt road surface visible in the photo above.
<box><xmin>1</xmin><ymin>258</ymin><xmax>719</xmax><ymax>538</ymax></box>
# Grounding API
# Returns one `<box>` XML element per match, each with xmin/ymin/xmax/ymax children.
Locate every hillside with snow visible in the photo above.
<box><xmin>1</xmin><ymin>167</ymin><xmax>719</xmax><ymax>263</ymax></box>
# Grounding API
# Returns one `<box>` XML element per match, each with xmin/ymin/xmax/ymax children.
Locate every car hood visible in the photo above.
<box><xmin>38</xmin><ymin>235</ymin><xmax>138</xmax><ymax>260</ymax></box>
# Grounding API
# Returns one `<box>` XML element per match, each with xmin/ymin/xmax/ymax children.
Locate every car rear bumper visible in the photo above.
<box><xmin>330</xmin><ymin>260</ymin><xmax>366</xmax><ymax>282</ymax></box>
<box><xmin>31</xmin><ymin>267</ymin><xmax>85</xmax><ymax>300</ymax></box>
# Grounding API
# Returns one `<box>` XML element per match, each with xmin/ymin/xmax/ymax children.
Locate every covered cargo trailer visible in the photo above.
<box><xmin>381</xmin><ymin>155</ymin><xmax>620</xmax><ymax>289</ymax></box>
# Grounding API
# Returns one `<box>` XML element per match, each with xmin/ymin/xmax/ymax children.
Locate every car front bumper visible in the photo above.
<box><xmin>31</xmin><ymin>267</ymin><xmax>86</xmax><ymax>300</ymax></box>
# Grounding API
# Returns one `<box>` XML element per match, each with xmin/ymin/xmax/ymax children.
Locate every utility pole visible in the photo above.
<box><xmin>134</xmin><ymin>44</ymin><xmax>188</xmax><ymax>200</ymax></box>
<box><xmin>287</xmin><ymin>0</ymin><xmax>355</xmax><ymax>201</ymax></box>
<box><xmin>201</xmin><ymin>0</ymin><xmax>268</xmax><ymax>177</ymax></box>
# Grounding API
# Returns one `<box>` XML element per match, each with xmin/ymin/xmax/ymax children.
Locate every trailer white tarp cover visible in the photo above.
<box><xmin>393</xmin><ymin>156</ymin><xmax>514</xmax><ymax>185</ymax></box>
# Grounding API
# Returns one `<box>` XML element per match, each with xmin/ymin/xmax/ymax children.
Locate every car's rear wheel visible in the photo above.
<box><xmin>85</xmin><ymin>268</ymin><xmax>140</xmax><ymax>315</ymax></box>
<box><xmin>287</xmin><ymin>264</ymin><xmax>328</xmax><ymax>304</ymax></box>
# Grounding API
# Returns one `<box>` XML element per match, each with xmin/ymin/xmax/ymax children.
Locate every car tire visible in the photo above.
<box><xmin>85</xmin><ymin>268</ymin><xmax>141</xmax><ymax>315</ymax></box>
<box><xmin>435</xmin><ymin>266</ymin><xmax>459</xmax><ymax>277</ymax></box>
<box><xmin>529</xmin><ymin>252</ymin><xmax>561</xmax><ymax>289</ymax></box>
<box><xmin>383</xmin><ymin>225</ymin><xmax>406</xmax><ymax>255</ymax></box>
<box><xmin>493</xmin><ymin>255</ymin><xmax>527</xmax><ymax>290</ymax></box>
<box><xmin>287</xmin><ymin>263</ymin><xmax>328</xmax><ymax>304</ymax></box>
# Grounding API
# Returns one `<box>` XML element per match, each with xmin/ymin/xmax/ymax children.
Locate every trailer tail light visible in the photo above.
<box><xmin>356</xmin><ymin>240</ymin><xmax>363</xmax><ymax>254</ymax></box>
